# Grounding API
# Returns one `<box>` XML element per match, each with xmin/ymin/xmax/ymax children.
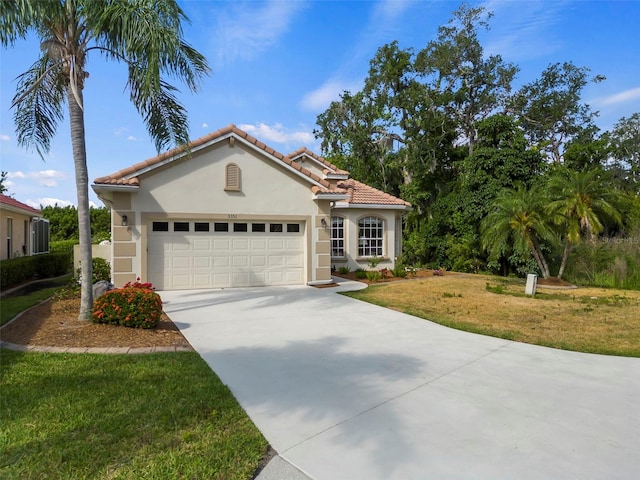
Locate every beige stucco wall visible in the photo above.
<box><xmin>110</xmin><ymin>140</ymin><xmax>331</xmax><ymax>286</ymax></box>
<box><xmin>73</xmin><ymin>244</ymin><xmax>112</xmax><ymax>275</ymax></box>
<box><xmin>0</xmin><ymin>209</ymin><xmax>32</xmax><ymax>259</ymax></box>
<box><xmin>330</xmin><ymin>208</ymin><xmax>403</xmax><ymax>272</ymax></box>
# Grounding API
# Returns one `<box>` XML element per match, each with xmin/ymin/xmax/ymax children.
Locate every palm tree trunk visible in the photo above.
<box><xmin>556</xmin><ymin>240</ymin><xmax>572</xmax><ymax>279</ymax></box>
<box><xmin>530</xmin><ymin>237</ymin><xmax>551</xmax><ymax>278</ymax></box>
<box><xmin>67</xmin><ymin>85</ymin><xmax>93</xmax><ymax>321</ymax></box>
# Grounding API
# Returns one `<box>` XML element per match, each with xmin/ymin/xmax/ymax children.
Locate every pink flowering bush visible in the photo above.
<box><xmin>92</xmin><ymin>282</ymin><xmax>162</xmax><ymax>329</ymax></box>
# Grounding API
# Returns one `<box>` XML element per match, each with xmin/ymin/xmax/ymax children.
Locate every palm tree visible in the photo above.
<box><xmin>1</xmin><ymin>0</ymin><xmax>210</xmax><ymax>320</ymax></box>
<box><xmin>547</xmin><ymin>167</ymin><xmax>622</xmax><ymax>278</ymax></box>
<box><xmin>481</xmin><ymin>185</ymin><xmax>556</xmax><ymax>278</ymax></box>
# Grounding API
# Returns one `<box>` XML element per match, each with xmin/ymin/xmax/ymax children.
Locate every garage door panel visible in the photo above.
<box><xmin>251</xmin><ymin>255</ymin><xmax>267</xmax><ymax>267</ymax></box>
<box><xmin>148</xmin><ymin>221</ymin><xmax>305</xmax><ymax>290</ymax></box>
<box><xmin>268</xmin><ymin>238</ymin><xmax>285</xmax><ymax>249</ymax></box>
<box><xmin>233</xmin><ymin>256</ymin><xmax>248</xmax><ymax>267</ymax></box>
<box><xmin>193</xmin><ymin>239</ymin><xmax>211</xmax><ymax>250</ymax></box>
<box><xmin>213</xmin><ymin>256</ymin><xmax>229</xmax><ymax>267</ymax></box>
<box><xmin>193</xmin><ymin>256</ymin><xmax>211</xmax><ymax>268</ymax></box>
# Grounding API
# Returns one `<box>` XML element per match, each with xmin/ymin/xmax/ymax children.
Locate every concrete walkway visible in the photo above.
<box><xmin>160</xmin><ymin>279</ymin><xmax>640</xmax><ymax>480</ymax></box>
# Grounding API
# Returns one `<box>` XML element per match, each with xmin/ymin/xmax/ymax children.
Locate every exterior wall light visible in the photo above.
<box><xmin>121</xmin><ymin>215</ymin><xmax>128</xmax><ymax>227</ymax></box>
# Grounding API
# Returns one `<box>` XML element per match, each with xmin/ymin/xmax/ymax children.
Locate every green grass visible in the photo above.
<box><xmin>0</xmin><ymin>350</ymin><xmax>267</xmax><ymax>479</ymax></box>
<box><xmin>1</xmin><ymin>275</ymin><xmax>72</xmax><ymax>326</ymax></box>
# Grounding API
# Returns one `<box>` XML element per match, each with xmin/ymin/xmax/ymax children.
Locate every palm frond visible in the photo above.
<box><xmin>12</xmin><ymin>54</ymin><xmax>66</xmax><ymax>157</ymax></box>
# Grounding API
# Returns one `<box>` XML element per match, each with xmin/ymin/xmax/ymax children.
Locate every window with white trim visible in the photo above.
<box><xmin>358</xmin><ymin>216</ymin><xmax>384</xmax><ymax>257</ymax></box>
<box><xmin>331</xmin><ymin>216</ymin><xmax>345</xmax><ymax>257</ymax></box>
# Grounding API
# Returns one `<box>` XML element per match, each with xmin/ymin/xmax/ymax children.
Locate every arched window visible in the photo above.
<box><xmin>225</xmin><ymin>163</ymin><xmax>241</xmax><ymax>191</ymax></box>
<box><xmin>358</xmin><ymin>216</ymin><xmax>384</xmax><ymax>257</ymax></box>
<box><xmin>331</xmin><ymin>216</ymin><xmax>345</xmax><ymax>257</ymax></box>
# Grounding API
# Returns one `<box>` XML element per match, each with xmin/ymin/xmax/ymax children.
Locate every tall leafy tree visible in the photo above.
<box><xmin>509</xmin><ymin>62</ymin><xmax>604</xmax><ymax>163</ymax></box>
<box><xmin>0</xmin><ymin>171</ymin><xmax>8</xmax><ymax>194</ymax></box>
<box><xmin>415</xmin><ymin>2</ymin><xmax>518</xmax><ymax>156</ymax></box>
<box><xmin>609</xmin><ymin>112</ymin><xmax>640</xmax><ymax>191</ymax></box>
<box><xmin>1</xmin><ymin>0</ymin><xmax>210</xmax><ymax>320</ymax></box>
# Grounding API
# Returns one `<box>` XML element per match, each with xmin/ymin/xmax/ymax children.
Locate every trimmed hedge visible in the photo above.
<box><xmin>0</xmin><ymin>252</ymin><xmax>72</xmax><ymax>289</ymax></box>
<box><xmin>92</xmin><ymin>286</ymin><xmax>163</xmax><ymax>329</ymax></box>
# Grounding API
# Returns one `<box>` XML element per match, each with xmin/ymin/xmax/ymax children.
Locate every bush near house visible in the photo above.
<box><xmin>0</xmin><ymin>252</ymin><xmax>71</xmax><ymax>289</ymax></box>
<box><xmin>92</xmin><ymin>283</ymin><xmax>162</xmax><ymax>329</ymax></box>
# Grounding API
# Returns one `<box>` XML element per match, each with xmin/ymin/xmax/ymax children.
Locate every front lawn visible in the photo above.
<box><xmin>0</xmin><ymin>350</ymin><xmax>267</xmax><ymax>479</ymax></box>
<box><xmin>343</xmin><ymin>274</ymin><xmax>640</xmax><ymax>357</ymax></box>
<box><xmin>1</xmin><ymin>275</ymin><xmax>72</xmax><ymax>326</ymax></box>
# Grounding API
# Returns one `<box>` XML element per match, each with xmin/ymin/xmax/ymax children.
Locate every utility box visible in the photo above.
<box><xmin>525</xmin><ymin>274</ymin><xmax>538</xmax><ymax>296</ymax></box>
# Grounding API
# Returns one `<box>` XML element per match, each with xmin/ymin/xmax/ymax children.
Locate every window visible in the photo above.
<box><xmin>214</xmin><ymin>222</ymin><xmax>229</xmax><ymax>232</ymax></box>
<box><xmin>358</xmin><ymin>216</ymin><xmax>384</xmax><ymax>257</ymax></box>
<box><xmin>174</xmin><ymin>222</ymin><xmax>189</xmax><ymax>232</ymax></box>
<box><xmin>225</xmin><ymin>163</ymin><xmax>241</xmax><ymax>191</ymax></box>
<box><xmin>270</xmin><ymin>223</ymin><xmax>283</xmax><ymax>233</ymax></box>
<box><xmin>194</xmin><ymin>222</ymin><xmax>210</xmax><ymax>232</ymax></box>
<box><xmin>252</xmin><ymin>223</ymin><xmax>266</xmax><ymax>232</ymax></box>
<box><xmin>287</xmin><ymin>223</ymin><xmax>300</xmax><ymax>233</ymax></box>
<box><xmin>152</xmin><ymin>221</ymin><xmax>169</xmax><ymax>232</ymax></box>
<box><xmin>331</xmin><ymin>216</ymin><xmax>345</xmax><ymax>257</ymax></box>
<box><xmin>32</xmin><ymin>218</ymin><xmax>49</xmax><ymax>254</ymax></box>
<box><xmin>233</xmin><ymin>222</ymin><xmax>248</xmax><ymax>232</ymax></box>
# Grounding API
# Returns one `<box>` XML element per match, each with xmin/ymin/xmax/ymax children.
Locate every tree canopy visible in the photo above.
<box><xmin>314</xmin><ymin>2</ymin><xmax>636</xmax><ymax>281</ymax></box>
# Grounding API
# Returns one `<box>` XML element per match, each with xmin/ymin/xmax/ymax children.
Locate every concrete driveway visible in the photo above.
<box><xmin>160</xmin><ymin>279</ymin><xmax>640</xmax><ymax>480</ymax></box>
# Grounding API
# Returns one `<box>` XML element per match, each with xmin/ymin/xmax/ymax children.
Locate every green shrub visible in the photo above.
<box><xmin>355</xmin><ymin>269</ymin><xmax>367</xmax><ymax>279</ymax></box>
<box><xmin>391</xmin><ymin>264</ymin><xmax>408</xmax><ymax>278</ymax></box>
<box><xmin>337</xmin><ymin>266</ymin><xmax>351</xmax><ymax>275</ymax></box>
<box><xmin>367</xmin><ymin>256</ymin><xmax>383</xmax><ymax>269</ymax></box>
<box><xmin>365</xmin><ymin>270</ymin><xmax>383</xmax><ymax>281</ymax></box>
<box><xmin>0</xmin><ymin>256</ymin><xmax>37</xmax><ymax>289</ymax></box>
<box><xmin>0</xmin><ymin>252</ymin><xmax>71</xmax><ymax>289</ymax></box>
<box><xmin>36</xmin><ymin>252</ymin><xmax>72</xmax><ymax>278</ymax></box>
<box><xmin>92</xmin><ymin>285</ymin><xmax>163</xmax><ymax>329</ymax></box>
<box><xmin>76</xmin><ymin>257</ymin><xmax>111</xmax><ymax>284</ymax></box>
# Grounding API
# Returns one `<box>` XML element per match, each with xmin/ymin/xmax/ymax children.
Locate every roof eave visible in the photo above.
<box><xmin>313</xmin><ymin>193</ymin><xmax>351</xmax><ymax>201</ymax></box>
<box><xmin>332</xmin><ymin>203</ymin><xmax>412</xmax><ymax>211</ymax></box>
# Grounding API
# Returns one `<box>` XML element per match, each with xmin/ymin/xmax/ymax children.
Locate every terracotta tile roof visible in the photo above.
<box><xmin>288</xmin><ymin>147</ymin><xmax>350</xmax><ymax>175</ymax></box>
<box><xmin>94</xmin><ymin>124</ymin><xmax>332</xmax><ymax>189</ymax></box>
<box><xmin>0</xmin><ymin>194</ymin><xmax>41</xmax><ymax>215</ymax></box>
<box><xmin>338</xmin><ymin>179</ymin><xmax>411</xmax><ymax>207</ymax></box>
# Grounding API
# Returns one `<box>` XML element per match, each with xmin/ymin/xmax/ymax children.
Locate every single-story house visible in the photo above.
<box><xmin>0</xmin><ymin>194</ymin><xmax>50</xmax><ymax>259</ymax></box>
<box><xmin>92</xmin><ymin>124</ymin><xmax>411</xmax><ymax>289</ymax></box>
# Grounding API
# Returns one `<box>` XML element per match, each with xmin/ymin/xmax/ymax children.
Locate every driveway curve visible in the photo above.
<box><xmin>160</xmin><ymin>279</ymin><xmax>640</xmax><ymax>480</ymax></box>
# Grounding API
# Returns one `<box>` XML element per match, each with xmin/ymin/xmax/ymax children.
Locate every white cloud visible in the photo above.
<box><xmin>212</xmin><ymin>0</ymin><xmax>306</xmax><ymax>65</ymax></box>
<box><xmin>1</xmin><ymin>134</ymin><xmax>10</xmax><ymax>141</ymax></box>
<box><xmin>27</xmin><ymin>197</ymin><xmax>74</xmax><ymax>209</ymax></box>
<box><xmin>114</xmin><ymin>127</ymin><xmax>128</xmax><ymax>136</ymax></box>
<box><xmin>202</xmin><ymin>123</ymin><xmax>209</xmax><ymax>128</ymax></box>
<box><xmin>127</xmin><ymin>136</ymin><xmax>137</xmax><ymax>141</ymax></box>
<box><xmin>595</xmin><ymin>87</ymin><xmax>640</xmax><ymax>106</ymax></box>
<box><xmin>7</xmin><ymin>169</ymin><xmax>65</xmax><ymax>188</ymax></box>
<box><xmin>301</xmin><ymin>78</ymin><xmax>363</xmax><ymax>112</ymax></box>
<box><xmin>238</xmin><ymin>122</ymin><xmax>315</xmax><ymax>146</ymax></box>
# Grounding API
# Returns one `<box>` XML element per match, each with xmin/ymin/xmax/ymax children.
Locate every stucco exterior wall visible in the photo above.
<box><xmin>109</xmin><ymin>141</ymin><xmax>331</xmax><ymax>287</ymax></box>
<box><xmin>1</xmin><ymin>209</ymin><xmax>32</xmax><ymax>259</ymax></box>
<box><xmin>330</xmin><ymin>208</ymin><xmax>402</xmax><ymax>272</ymax></box>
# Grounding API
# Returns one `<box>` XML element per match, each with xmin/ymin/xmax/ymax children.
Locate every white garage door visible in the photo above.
<box><xmin>148</xmin><ymin>220</ymin><xmax>305</xmax><ymax>290</ymax></box>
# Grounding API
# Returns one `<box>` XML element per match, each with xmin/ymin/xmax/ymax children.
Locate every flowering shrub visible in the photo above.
<box><xmin>92</xmin><ymin>286</ymin><xmax>163</xmax><ymax>329</ymax></box>
<box><xmin>433</xmin><ymin>269</ymin><xmax>444</xmax><ymax>276</ymax></box>
<box><xmin>123</xmin><ymin>277</ymin><xmax>155</xmax><ymax>290</ymax></box>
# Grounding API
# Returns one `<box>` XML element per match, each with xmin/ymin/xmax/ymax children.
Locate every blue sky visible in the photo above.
<box><xmin>1</xmin><ymin>0</ymin><xmax>639</xmax><ymax>209</ymax></box>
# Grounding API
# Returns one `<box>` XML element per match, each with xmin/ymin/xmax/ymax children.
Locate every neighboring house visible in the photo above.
<box><xmin>93</xmin><ymin>124</ymin><xmax>411</xmax><ymax>290</ymax></box>
<box><xmin>0</xmin><ymin>194</ymin><xmax>50</xmax><ymax>259</ymax></box>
